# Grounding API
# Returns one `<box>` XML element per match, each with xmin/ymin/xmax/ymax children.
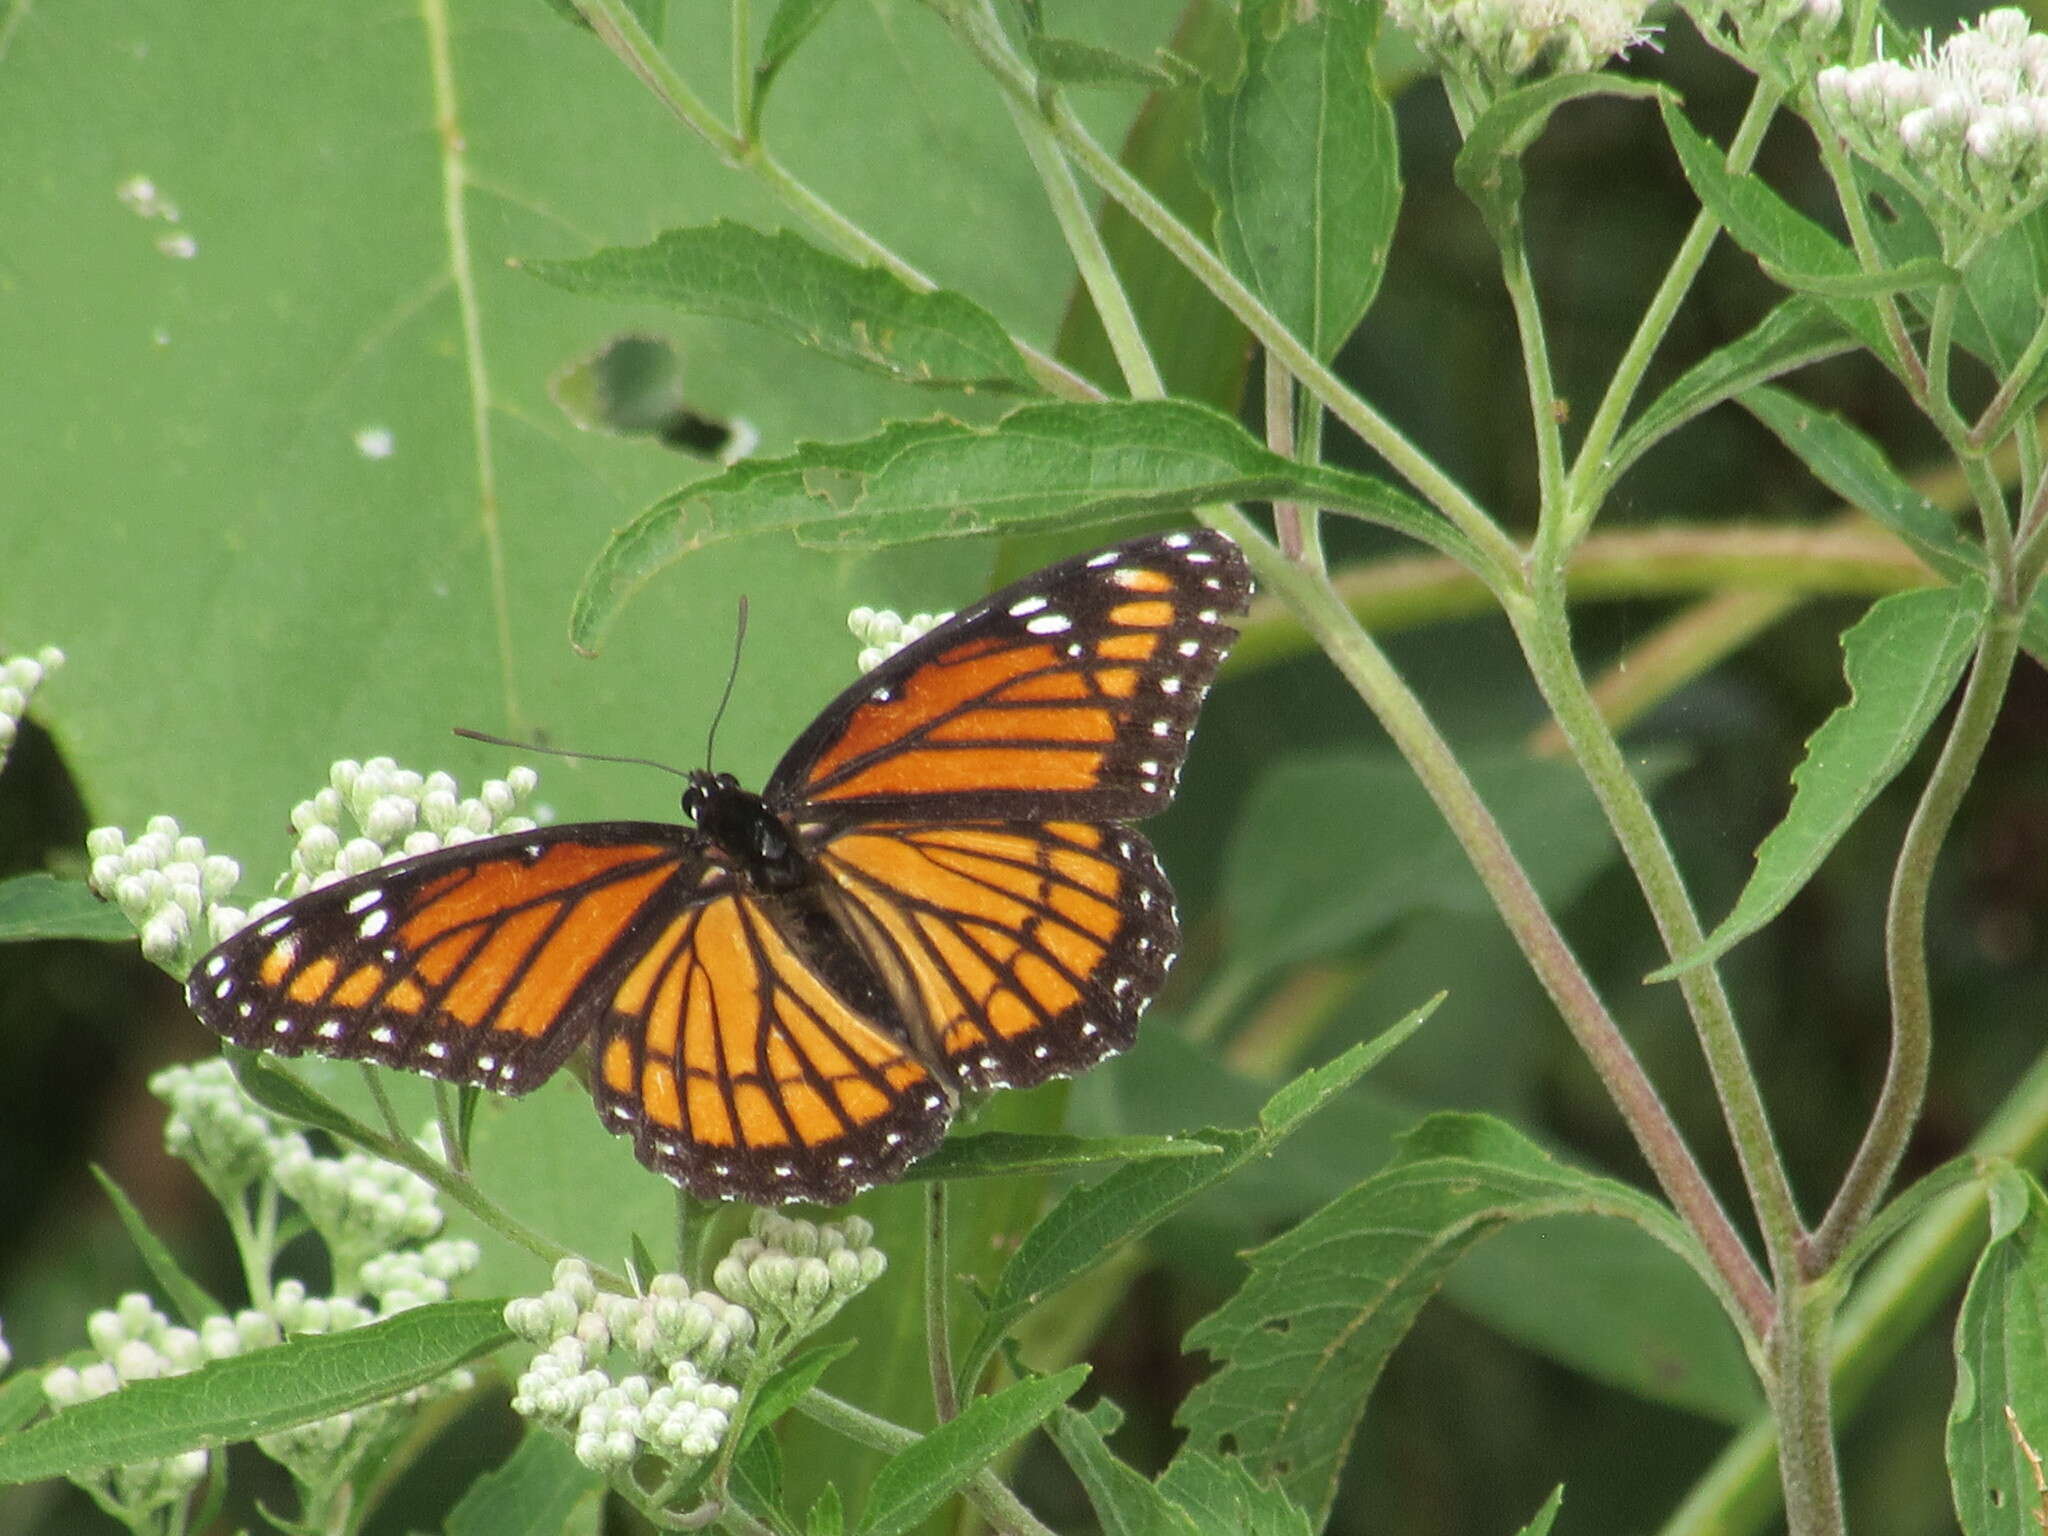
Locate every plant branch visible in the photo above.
<box><xmin>926</xmin><ymin>1181</ymin><xmax>961</xmax><ymax>1422</ymax></box>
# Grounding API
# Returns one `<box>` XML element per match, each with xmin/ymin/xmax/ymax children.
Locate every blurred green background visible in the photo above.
<box><xmin>3</xmin><ymin>0</ymin><xmax>2038</xmax><ymax>1532</ymax></box>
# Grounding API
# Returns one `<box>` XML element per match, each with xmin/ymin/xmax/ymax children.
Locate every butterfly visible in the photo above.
<box><xmin>185</xmin><ymin>529</ymin><xmax>1253</xmax><ymax>1204</ymax></box>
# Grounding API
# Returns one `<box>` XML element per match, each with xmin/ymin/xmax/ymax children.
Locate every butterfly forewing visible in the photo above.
<box><xmin>590</xmin><ymin>890</ymin><xmax>951</xmax><ymax>1204</ymax></box>
<box><xmin>186</xmin><ymin>825</ymin><xmax>703</xmax><ymax>1093</ymax></box>
<box><xmin>766</xmin><ymin>531</ymin><xmax>1252</xmax><ymax>824</ymax></box>
<box><xmin>817</xmin><ymin>820</ymin><xmax>1177</xmax><ymax>1094</ymax></box>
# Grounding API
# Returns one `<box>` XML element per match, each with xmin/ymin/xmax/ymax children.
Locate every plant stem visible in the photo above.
<box><xmin>1209</xmin><ymin>505</ymin><xmax>1773</xmax><ymax>1340</ymax></box>
<box><xmin>1809</xmin><ymin>604</ymin><xmax>2021</xmax><ymax>1268</ymax></box>
<box><xmin>1564</xmin><ymin>81</ymin><xmax>1783</xmax><ymax>535</ymax></box>
<box><xmin>729</xmin><ymin>0</ymin><xmax>752</xmax><ymax>145</ymax></box>
<box><xmin>1767</xmin><ymin>1281</ymin><xmax>1846</xmax><ymax>1534</ymax></box>
<box><xmin>1510</xmin><ymin>587</ymin><xmax>1808</xmax><ymax>1285</ymax></box>
<box><xmin>1497</xmin><ymin>236</ymin><xmax>1568</xmax><ymax>527</ymax></box>
<box><xmin>1265</xmin><ymin>352</ymin><xmax>1321</xmax><ymax>567</ymax></box>
<box><xmin>1659</xmin><ymin>1044</ymin><xmax>2048</xmax><ymax>1536</ymax></box>
<box><xmin>925</xmin><ymin>1181</ymin><xmax>960</xmax><ymax>1422</ymax></box>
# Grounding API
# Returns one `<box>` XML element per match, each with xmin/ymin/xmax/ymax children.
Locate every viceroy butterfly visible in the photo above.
<box><xmin>185</xmin><ymin>530</ymin><xmax>1253</xmax><ymax>1204</ymax></box>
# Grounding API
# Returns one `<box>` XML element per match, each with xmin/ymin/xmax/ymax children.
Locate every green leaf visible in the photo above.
<box><xmin>1515</xmin><ymin>1486</ymin><xmax>1567</xmax><ymax>1536</ymax></box>
<box><xmin>853</xmin><ymin>1367</ymin><xmax>1087</xmax><ymax>1536</ymax></box>
<box><xmin>228</xmin><ymin>1050</ymin><xmax>383</xmax><ymax>1148</ymax></box>
<box><xmin>1028</xmin><ymin>35</ymin><xmax>1180</xmax><ymax>89</ymax></box>
<box><xmin>807</xmin><ymin>1484</ymin><xmax>846</xmax><ymax>1536</ymax></box>
<box><xmin>1155</xmin><ymin>1451</ymin><xmax>1314</xmax><ymax>1535</ymax></box>
<box><xmin>1199</xmin><ymin>0</ymin><xmax>1399</xmax><ymax>359</ymax></box>
<box><xmin>0</xmin><ymin>1300</ymin><xmax>510</xmax><ymax>1483</ymax></box>
<box><xmin>446</xmin><ymin>1429</ymin><xmax>603</xmax><ymax>1536</ymax></box>
<box><xmin>1660</xmin><ymin>100</ymin><xmax>1887</xmax><ymax>353</ymax></box>
<box><xmin>1758</xmin><ymin>254</ymin><xmax>1958</xmax><ymax>298</ymax></box>
<box><xmin>1738</xmin><ymin>385</ymin><xmax>1983</xmax><ymax>585</ymax></box>
<box><xmin>742</xmin><ymin>1340</ymin><xmax>858</xmax><ymax>1448</ymax></box>
<box><xmin>1225</xmin><ymin>748</ymin><xmax>1671</xmax><ymax>980</ymax></box>
<box><xmin>1052</xmin><ymin>1401</ymin><xmax>1194</xmax><ymax>1536</ymax></box>
<box><xmin>906</xmin><ymin>1130</ymin><xmax>1221</xmax><ymax>1183</ymax></box>
<box><xmin>0</xmin><ymin>874</ymin><xmax>135</xmax><ymax>943</ymax></box>
<box><xmin>1655</xmin><ymin>582</ymin><xmax>1988</xmax><ymax>980</ymax></box>
<box><xmin>732</xmin><ymin>1425</ymin><xmax>785</xmax><ymax>1523</ymax></box>
<box><xmin>958</xmin><ymin>1002</ymin><xmax>1436</xmax><ymax>1392</ymax></box>
<box><xmin>1456</xmin><ymin>75</ymin><xmax>1664</xmax><ymax>244</ymax></box>
<box><xmin>569</xmin><ymin>399</ymin><xmax>1468</xmax><ymax>654</ymax></box>
<box><xmin>0</xmin><ymin>1374</ymin><xmax>45</xmax><ymax>1439</ymax></box>
<box><xmin>1607</xmin><ymin>299</ymin><xmax>1855</xmax><ymax>486</ymax></box>
<box><xmin>521</xmin><ymin>223</ymin><xmax>1039</xmax><ymax>396</ymax></box>
<box><xmin>1177</xmin><ymin>1112</ymin><xmax>1705</xmax><ymax>1529</ymax></box>
<box><xmin>1948</xmin><ymin>1170</ymin><xmax>2048</xmax><ymax>1535</ymax></box>
<box><xmin>91</xmin><ymin>1167</ymin><xmax>224</xmax><ymax>1328</ymax></box>
<box><xmin>755</xmin><ymin>0</ymin><xmax>845</xmax><ymax>123</ymax></box>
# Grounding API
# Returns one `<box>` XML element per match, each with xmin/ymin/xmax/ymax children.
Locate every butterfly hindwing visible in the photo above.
<box><xmin>817</xmin><ymin>819</ymin><xmax>1177</xmax><ymax>1094</ymax></box>
<box><xmin>186</xmin><ymin>824</ymin><xmax>703</xmax><ymax>1094</ymax></box>
<box><xmin>766</xmin><ymin>530</ymin><xmax>1252</xmax><ymax>824</ymax></box>
<box><xmin>590</xmin><ymin>890</ymin><xmax>951</xmax><ymax>1204</ymax></box>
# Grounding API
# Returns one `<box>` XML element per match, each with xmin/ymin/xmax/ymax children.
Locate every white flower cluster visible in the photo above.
<box><xmin>713</xmin><ymin>1212</ymin><xmax>888</xmax><ymax>1335</ymax></box>
<box><xmin>86</xmin><ymin>817</ymin><xmax>241</xmax><ymax>972</ymax></box>
<box><xmin>1817</xmin><ymin>10</ymin><xmax>2048</xmax><ymax>245</ymax></box>
<box><xmin>0</xmin><ymin>645</ymin><xmax>62</xmax><ymax>772</ymax></box>
<box><xmin>85</xmin><ymin>757</ymin><xmax>542</xmax><ymax>975</ymax></box>
<box><xmin>507</xmin><ymin>1258</ymin><xmax>751</xmax><ymax>1477</ymax></box>
<box><xmin>848</xmin><ymin>606</ymin><xmax>954</xmax><ymax>673</ymax></box>
<box><xmin>150</xmin><ymin>1056</ymin><xmax>280</xmax><ymax>1191</ymax></box>
<box><xmin>1385</xmin><ymin>0</ymin><xmax>1656</xmax><ymax>86</ymax></box>
<box><xmin>270</xmin><ymin>1131</ymin><xmax>445</xmax><ymax>1284</ymax></box>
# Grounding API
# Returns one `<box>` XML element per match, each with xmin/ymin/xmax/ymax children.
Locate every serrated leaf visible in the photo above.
<box><xmin>958</xmin><ymin>1002</ymin><xmax>1436</xmax><ymax>1392</ymax></box>
<box><xmin>732</xmin><ymin>1426</ymin><xmax>784</xmax><ymax>1521</ymax></box>
<box><xmin>807</xmin><ymin>1483</ymin><xmax>846</xmax><ymax>1536</ymax></box>
<box><xmin>1177</xmin><ymin>1113</ymin><xmax>1702</xmax><ymax>1529</ymax></box>
<box><xmin>1758</xmin><ymin>254</ymin><xmax>1957</xmax><ymax>298</ymax></box>
<box><xmin>521</xmin><ymin>224</ymin><xmax>1039</xmax><ymax>396</ymax></box>
<box><xmin>0</xmin><ymin>874</ymin><xmax>136</xmax><ymax>943</ymax></box>
<box><xmin>1028</xmin><ymin>35</ymin><xmax>1179</xmax><ymax>88</ymax></box>
<box><xmin>1656</xmin><ymin>582</ymin><xmax>1987</xmax><ymax>979</ymax></box>
<box><xmin>1155</xmin><ymin>1451</ymin><xmax>1314</xmax><ymax>1536</ymax></box>
<box><xmin>1660</xmin><ymin>100</ymin><xmax>1887</xmax><ymax>353</ymax></box>
<box><xmin>569</xmin><ymin>399</ymin><xmax>1469</xmax><ymax>654</ymax></box>
<box><xmin>1739</xmin><ymin>385</ymin><xmax>1982</xmax><ymax>584</ymax></box>
<box><xmin>906</xmin><ymin>1130</ymin><xmax>1220</xmax><ymax>1183</ymax></box>
<box><xmin>852</xmin><ymin>1367</ymin><xmax>1087</xmax><ymax>1536</ymax></box>
<box><xmin>1052</xmin><ymin>1401</ymin><xmax>1195</xmax><ymax>1536</ymax></box>
<box><xmin>1948</xmin><ymin>1171</ymin><xmax>2048</xmax><ymax>1535</ymax></box>
<box><xmin>1456</xmin><ymin>76</ymin><xmax>1664</xmax><ymax>243</ymax></box>
<box><xmin>1515</xmin><ymin>1486</ymin><xmax>1566</xmax><ymax>1536</ymax></box>
<box><xmin>1607</xmin><ymin>299</ymin><xmax>1855</xmax><ymax>485</ymax></box>
<box><xmin>0</xmin><ymin>1300</ymin><xmax>509</xmax><ymax>1484</ymax></box>
<box><xmin>446</xmin><ymin>1429</ymin><xmax>602</xmax><ymax>1536</ymax></box>
<box><xmin>91</xmin><ymin>1167</ymin><xmax>223</xmax><ymax>1328</ymax></box>
<box><xmin>1199</xmin><ymin>0</ymin><xmax>1399</xmax><ymax>359</ymax></box>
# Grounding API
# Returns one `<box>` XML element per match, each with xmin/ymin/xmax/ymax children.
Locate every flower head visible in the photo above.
<box><xmin>1386</xmin><ymin>0</ymin><xmax>1657</xmax><ymax>89</ymax></box>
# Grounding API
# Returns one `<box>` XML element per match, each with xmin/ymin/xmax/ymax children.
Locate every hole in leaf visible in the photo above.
<box><xmin>1261</xmin><ymin>1317</ymin><xmax>1291</xmax><ymax>1335</ymax></box>
<box><xmin>550</xmin><ymin>333</ymin><xmax>755</xmax><ymax>463</ymax></box>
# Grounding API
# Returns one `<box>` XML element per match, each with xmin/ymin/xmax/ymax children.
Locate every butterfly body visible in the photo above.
<box><xmin>187</xmin><ymin>531</ymin><xmax>1252</xmax><ymax>1204</ymax></box>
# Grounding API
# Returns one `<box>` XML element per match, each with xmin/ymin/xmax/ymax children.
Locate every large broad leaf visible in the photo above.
<box><xmin>1948</xmin><ymin>1170</ymin><xmax>2048</xmax><ymax>1536</ymax></box>
<box><xmin>520</xmin><ymin>224</ymin><xmax>1041</xmax><ymax>395</ymax></box>
<box><xmin>956</xmin><ymin>1004</ymin><xmax>1437</xmax><ymax>1393</ymax></box>
<box><xmin>1176</xmin><ymin>1113</ymin><xmax>1710</xmax><ymax>1529</ymax></box>
<box><xmin>569</xmin><ymin>399</ymin><xmax>1468</xmax><ymax>652</ymax></box>
<box><xmin>1455</xmin><ymin>75</ymin><xmax>1665</xmax><ymax>245</ymax></box>
<box><xmin>0</xmin><ymin>0</ymin><xmax>1178</xmax><ymax>893</ymax></box>
<box><xmin>1656</xmin><ymin>581</ymin><xmax>1987</xmax><ymax>979</ymax></box>
<box><xmin>1198</xmin><ymin>0</ymin><xmax>1400</xmax><ymax>360</ymax></box>
<box><xmin>445</xmin><ymin>1429</ymin><xmax>604</xmax><ymax>1536</ymax></box>
<box><xmin>0</xmin><ymin>1300</ymin><xmax>509</xmax><ymax>1484</ymax></box>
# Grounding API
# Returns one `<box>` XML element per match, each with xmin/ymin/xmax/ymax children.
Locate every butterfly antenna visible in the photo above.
<box><xmin>451</xmin><ymin>727</ymin><xmax>692</xmax><ymax>780</ymax></box>
<box><xmin>704</xmin><ymin>595</ymin><xmax>749</xmax><ymax>773</ymax></box>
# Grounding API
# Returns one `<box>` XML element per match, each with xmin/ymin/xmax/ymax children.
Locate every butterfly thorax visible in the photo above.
<box><xmin>683</xmin><ymin>770</ymin><xmax>807</xmax><ymax>894</ymax></box>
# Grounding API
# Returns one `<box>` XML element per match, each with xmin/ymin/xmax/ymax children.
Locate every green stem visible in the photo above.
<box><xmin>1659</xmin><ymin>1045</ymin><xmax>2048</xmax><ymax>1536</ymax></box>
<box><xmin>730</xmin><ymin>0</ymin><xmax>752</xmax><ymax>146</ymax></box>
<box><xmin>946</xmin><ymin>6</ymin><xmax>1525</xmax><ymax>585</ymax></box>
<box><xmin>1265</xmin><ymin>351</ymin><xmax>1320</xmax><ymax>566</ymax></box>
<box><xmin>1207</xmin><ymin>504</ymin><xmax>1773</xmax><ymax>1340</ymax></box>
<box><xmin>796</xmin><ymin>1390</ymin><xmax>1061</xmax><ymax>1536</ymax></box>
<box><xmin>1566</xmin><ymin>81</ymin><xmax>1783</xmax><ymax>526</ymax></box>
<box><xmin>1965</xmin><ymin>450</ymin><xmax>2019</xmax><ymax>599</ymax></box>
<box><xmin>1766</xmin><ymin>1282</ymin><xmax>1845</xmax><ymax>1535</ymax></box>
<box><xmin>1005</xmin><ymin>92</ymin><xmax>1163</xmax><ymax>399</ymax></box>
<box><xmin>1812</xmin><ymin>130</ymin><xmax>1926</xmax><ymax>395</ymax></box>
<box><xmin>925</xmin><ymin>1181</ymin><xmax>960</xmax><ymax>1422</ymax></box>
<box><xmin>1509</xmin><ymin>588</ymin><xmax>1807</xmax><ymax>1285</ymax></box>
<box><xmin>1497</xmin><ymin>236</ymin><xmax>1568</xmax><ymax>531</ymax></box>
<box><xmin>1808</xmin><ymin>607</ymin><xmax>2022</xmax><ymax>1268</ymax></box>
<box><xmin>432</xmin><ymin>1083</ymin><xmax>467</xmax><ymax>1177</ymax></box>
<box><xmin>1970</xmin><ymin>303</ymin><xmax>2048</xmax><ymax>448</ymax></box>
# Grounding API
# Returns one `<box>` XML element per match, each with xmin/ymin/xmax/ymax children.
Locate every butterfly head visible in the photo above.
<box><xmin>683</xmin><ymin>769</ymin><xmax>806</xmax><ymax>892</ymax></box>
